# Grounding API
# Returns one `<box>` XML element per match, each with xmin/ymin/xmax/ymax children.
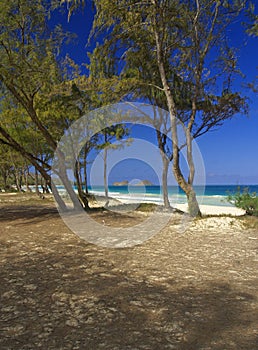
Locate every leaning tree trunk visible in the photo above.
<box><xmin>186</xmin><ymin>189</ymin><xmax>201</xmax><ymax>217</ymax></box>
<box><xmin>153</xmin><ymin>21</ymin><xmax>201</xmax><ymax>217</ymax></box>
<box><xmin>53</xmin><ymin>146</ymin><xmax>84</xmax><ymax>211</ymax></box>
<box><xmin>58</xmin><ymin>162</ymin><xmax>83</xmax><ymax>211</ymax></box>
<box><xmin>185</xmin><ymin>113</ymin><xmax>201</xmax><ymax>217</ymax></box>
<box><xmin>0</xmin><ymin>125</ymin><xmax>67</xmax><ymax>211</ymax></box>
<box><xmin>50</xmin><ymin>181</ymin><xmax>67</xmax><ymax>212</ymax></box>
<box><xmin>171</xmin><ymin>145</ymin><xmax>201</xmax><ymax>217</ymax></box>
<box><xmin>8</xmin><ymin>99</ymin><xmax>86</xmax><ymax>211</ymax></box>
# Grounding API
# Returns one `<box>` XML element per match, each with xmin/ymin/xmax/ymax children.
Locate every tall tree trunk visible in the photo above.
<box><xmin>40</xmin><ymin>175</ymin><xmax>50</xmax><ymax>194</ymax></box>
<box><xmin>171</xmin><ymin>151</ymin><xmax>201</xmax><ymax>217</ymax></box>
<box><xmin>83</xmin><ymin>147</ymin><xmax>89</xmax><ymax>194</ymax></box>
<box><xmin>24</xmin><ymin>167</ymin><xmax>31</xmax><ymax>192</ymax></box>
<box><xmin>152</xmin><ymin>19</ymin><xmax>201</xmax><ymax>217</ymax></box>
<box><xmin>103</xmin><ymin>148</ymin><xmax>109</xmax><ymax>206</ymax></box>
<box><xmin>156</xmin><ymin>129</ymin><xmax>171</xmax><ymax>208</ymax></box>
<box><xmin>34</xmin><ymin>167</ymin><xmax>40</xmax><ymax>196</ymax></box>
<box><xmin>57</xmin><ymin>162</ymin><xmax>82</xmax><ymax>211</ymax></box>
<box><xmin>74</xmin><ymin>159</ymin><xmax>90</xmax><ymax>210</ymax></box>
<box><xmin>3</xmin><ymin>170</ymin><xmax>8</xmax><ymax>191</ymax></box>
<box><xmin>186</xmin><ymin>189</ymin><xmax>201</xmax><ymax>217</ymax></box>
<box><xmin>41</xmin><ymin>177</ymin><xmax>46</xmax><ymax>193</ymax></box>
<box><xmin>14</xmin><ymin>168</ymin><xmax>22</xmax><ymax>192</ymax></box>
<box><xmin>43</xmin><ymin>177</ymin><xmax>50</xmax><ymax>193</ymax></box>
<box><xmin>47</xmin><ymin>180</ymin><xmax>66</xmax><ymax>212</ymax></box>
<box><xmin>162</xmin><ymin>156</ymin><xmax>170</xmax><ymax>208</ymax></box>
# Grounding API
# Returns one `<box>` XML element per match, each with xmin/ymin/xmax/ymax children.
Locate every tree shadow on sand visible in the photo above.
<box><xmin>0</xmin><ymin>205</ymin><xmax>59</xmax><ymax>224</ymax></box>
<box><xmin>0</xmin><ymin>238</ymin><xmax>257</xmax><ymax>350</ymax></box>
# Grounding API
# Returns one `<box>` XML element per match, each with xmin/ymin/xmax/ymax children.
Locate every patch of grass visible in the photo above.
<box><xmin>227</xmin><ymin>187</ymin><xmax>258</xmax><ymax>216</ymax></box>
<box><xmin>87</xmin><ymin>206</ymin><xmax>107</xmax><ymax>213</ymax></box>
<box><xmin>85</xmin><ymin>193</ymin><xmax>97</xmax><ymax>202</ymax></box>
<box><xmin>136</xmin><ymin>203</ymin><xmax>159</xmax><ymax>212</ymax></box>
<box><xmin>105</xmin><ymin>202</ymin><xmax>158</xmax><ymax>213</ymax></box>
<box><xmin>240</xmin><ymin>215</ymin><xmax>258</xmax><ymax>230</ymax></box>
<box><xmin>201</xmin><ymin>213</ymin><xmax>241</xmax><ymax>218</ymax></box>
<box><xmin>0</xmin><ymin>192</ymin><xmax>54</xmax><ymax>205</ymax></box>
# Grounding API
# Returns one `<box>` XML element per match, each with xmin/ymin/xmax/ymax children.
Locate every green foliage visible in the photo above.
<box><xmin>227</xmin><ymin>187</ymin><xmax>258</xmax><ymax>216</ymax></box>
<box><xmin>0</xmin><ymin>142</ymin><xmax>27</xmax><ymax>191</ymax></box>
<box><xmin>246</xmin><ymin>6</ymin><xmax>258</xmax><ymax>92</ymax></box>
<box><xmin>58</xmin><ymin>0</ymin><xmax>84</xmax><ymax>21</ymax></box>
<box><xmin>96</xmin><ymin>124</ymin><xmax>130</xmax><ymax>150</ymax></box>
<box><xmin>246</xmin><ymin>1</ymin><xmax>258</xmax><ymax>37</ymax></box>
<box><xmin>90</xmin><ymin>0</ymin><xmax>248</xmax><ymax>129</ymax></box>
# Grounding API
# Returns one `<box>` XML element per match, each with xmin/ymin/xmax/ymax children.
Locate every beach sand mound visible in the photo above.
<box><xmin>191</xmin><ymin>216</ymin><xmax>245</xmax><ymax>231</ymax></box>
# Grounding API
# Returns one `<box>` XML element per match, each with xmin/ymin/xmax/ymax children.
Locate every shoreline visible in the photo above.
<box><xmin>88</xmin><ymin>186</ymin><xmax>246</xmax><ymax>212</ymax></box>
<box><xmin>90</xmin><ymin>195</ymin><xmax>245</xmax><ymax>216</ymax></box>
<box><xmin>0</xmin><ymin>191</ymin><xmax>245</xmax><ymax>216</ymax></box>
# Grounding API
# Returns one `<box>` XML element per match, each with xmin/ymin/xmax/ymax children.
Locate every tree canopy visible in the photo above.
<box><xmin>0</xmin><ymin>0</ymin><xmax>256</xmax><ymax>216</ymax></box>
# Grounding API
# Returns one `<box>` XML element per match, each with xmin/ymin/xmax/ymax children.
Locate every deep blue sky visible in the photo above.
<box><xmin>52</xmin><ymin>4</ymin><xmax>258</xmax><ymax>185</ymax></box>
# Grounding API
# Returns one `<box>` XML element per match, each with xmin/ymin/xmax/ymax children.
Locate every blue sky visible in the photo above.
<box><xmin>52</xmin><ymin>4</ymin><xmax>258</xmax><ymax>186</ymax></box>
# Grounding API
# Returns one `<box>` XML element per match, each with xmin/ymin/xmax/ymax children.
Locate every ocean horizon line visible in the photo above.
<box><xmin>89</xmin><ymin>184</ymin><xmax>258</xmax><ymax>187</ymax></box>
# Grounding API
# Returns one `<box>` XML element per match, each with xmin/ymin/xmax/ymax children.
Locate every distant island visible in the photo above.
<box><xmin>113</xmin><ymin>181</ymin><xmax>129</xmax><ymax>186</ymax></box>
<box><xmin>113</xmin><ymin>180</ymin><xmax>153</xmax><ymax>186</ymax></box>
<box><xmin>134</xmin><ymin>180</ymin><xmax>153</xmax><ymax>186</ymax></box>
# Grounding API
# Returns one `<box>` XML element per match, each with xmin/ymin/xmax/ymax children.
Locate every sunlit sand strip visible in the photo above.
<box><xmin>175</xmin><ymin>204</ymin><xmax>245</xmax><ymax>216</ymax></box>
<box><xmin>91</xmin><ymin>195</ymin><xmax>245</xmax><ymax>216</ymax></box>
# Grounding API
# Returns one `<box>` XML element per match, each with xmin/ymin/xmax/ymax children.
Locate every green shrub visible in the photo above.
<box><xmin>227</xmin><ymin>187</ymin><xmax>258</xmax><ymax>216</ymax></box>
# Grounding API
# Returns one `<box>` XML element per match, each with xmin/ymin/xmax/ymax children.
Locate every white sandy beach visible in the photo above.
<box><xmin>174</xmin><ymin>204</ymin><xmax>245</xmax><ymax>216</ymax></box>
<box><xmin>91</xmin><ymin>195</ymin><xmax>245</xmax><ymax>216</ymax></box>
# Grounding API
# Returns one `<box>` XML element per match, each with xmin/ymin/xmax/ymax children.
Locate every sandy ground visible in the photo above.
<box><xmin>0</xmin><ymin>193</ymin><xmax>257</xmax><ymax>349</ymax></box>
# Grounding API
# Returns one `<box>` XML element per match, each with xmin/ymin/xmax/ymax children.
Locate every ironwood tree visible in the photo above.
<box><xmin>87</xmin><ymin>0</ymin><xmax>248</xmax><ymax>216</ymax></box>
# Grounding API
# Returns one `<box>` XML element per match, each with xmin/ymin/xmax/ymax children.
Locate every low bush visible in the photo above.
<box><xmin>227</xmin><ymin>187</ymin><xmax>258</xmax><ymax>216</ymax></box>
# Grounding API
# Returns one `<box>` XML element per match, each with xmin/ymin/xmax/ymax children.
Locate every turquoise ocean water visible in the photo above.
<box><xmin>88</xmin><ymin>185</ymin><xmax>258</xmax><ymax>207</ymax></box>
